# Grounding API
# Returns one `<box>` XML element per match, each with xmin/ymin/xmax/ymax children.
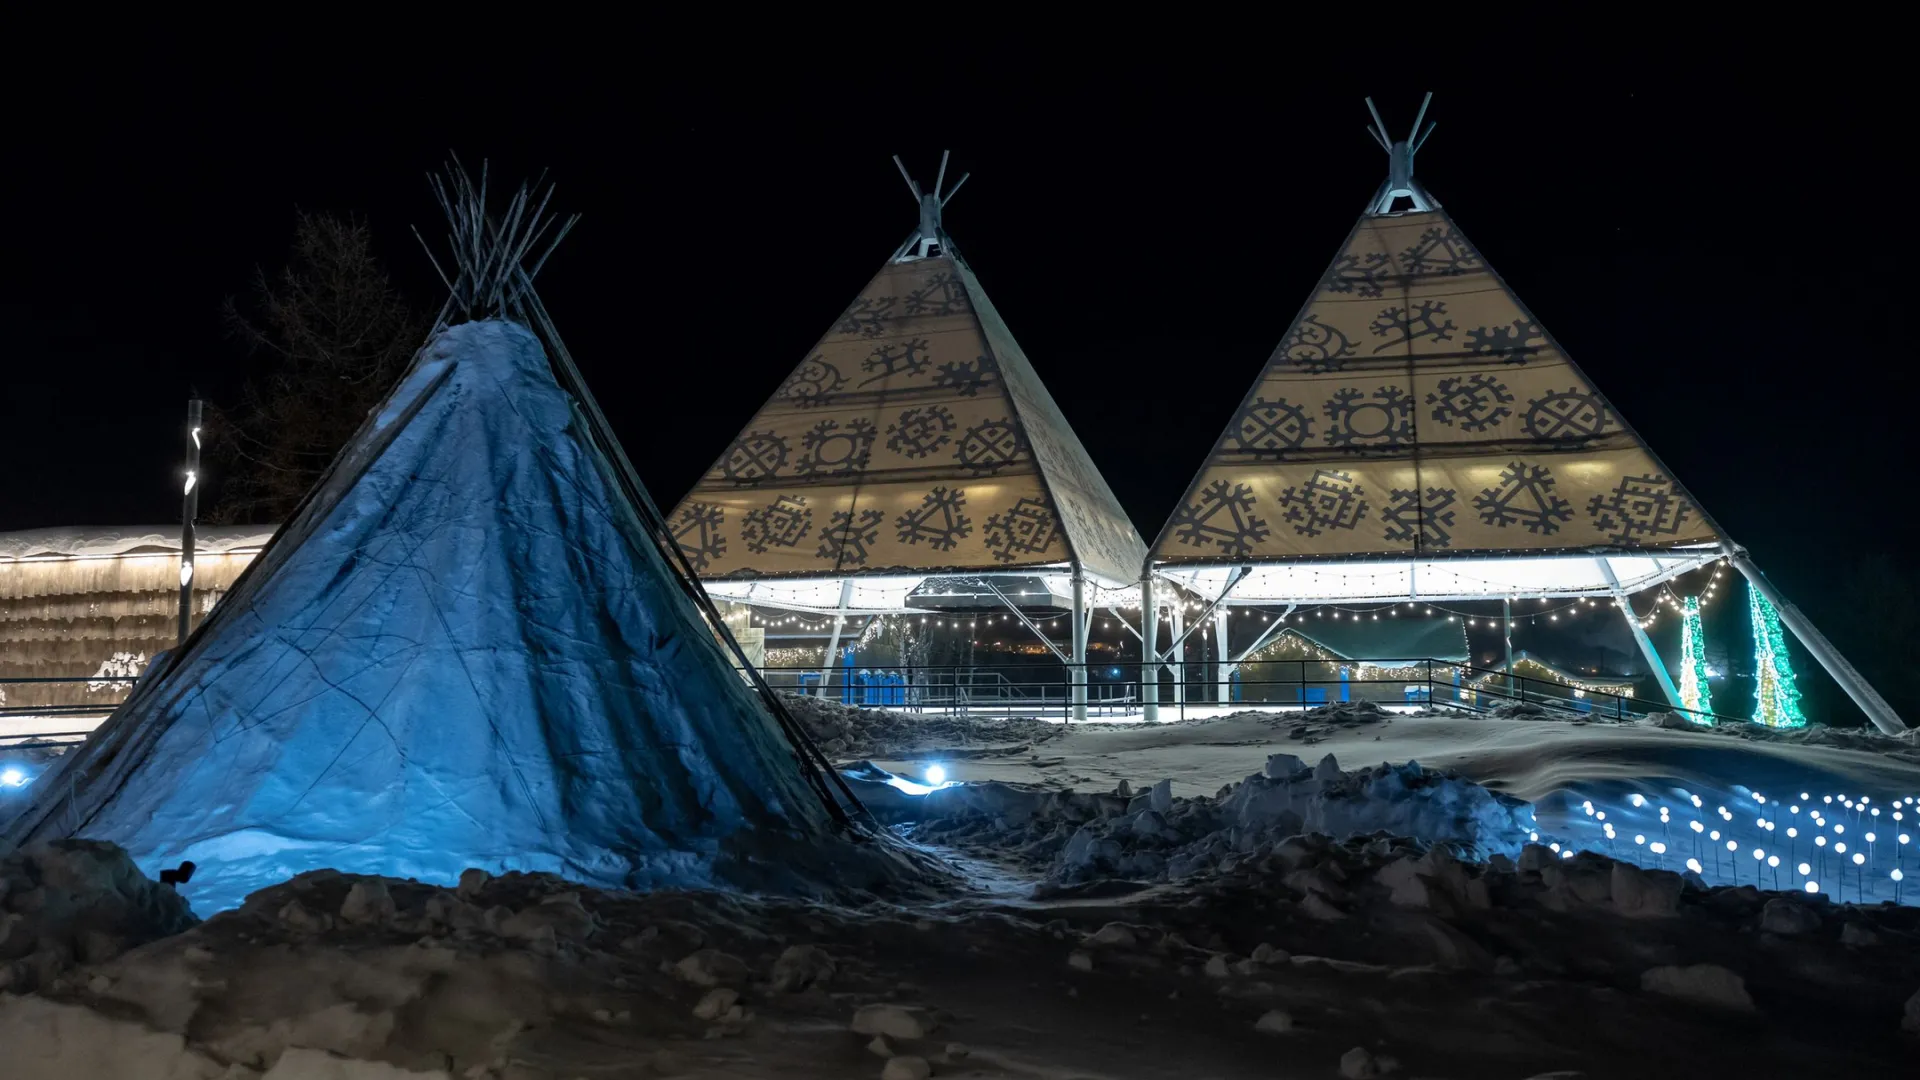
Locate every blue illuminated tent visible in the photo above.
<box><xmin>0</xmin><ymin>168</ymin><xmax>890</xmax><ymax>911</ymax></box>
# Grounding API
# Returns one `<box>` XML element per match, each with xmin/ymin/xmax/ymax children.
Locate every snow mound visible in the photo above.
<box><xmin>891</xmin><ymin>753</ymin><xmax>1536</xmax><ymax>885</ymax></box>
<box><xmin>1</xmin><ymin>840</ymin><xmax>198</xmax><ymax>994</ymax></box>
<box><xmin>781</xmin><ymin>693</ymin><xmax>1056</xmax><ymax>760</ymax></box>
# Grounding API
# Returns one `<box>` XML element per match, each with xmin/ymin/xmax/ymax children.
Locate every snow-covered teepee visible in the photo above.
<box><xmin>0</xmin><ymin>166</ymin><xmax>892</xmax><ymax>911</ymax></box>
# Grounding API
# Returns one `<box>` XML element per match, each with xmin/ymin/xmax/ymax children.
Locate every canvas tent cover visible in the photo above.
<box><xmin>673</xmin><ymin>255</ymin><xmax>1145</xmax><ymax>587</ymax></box>
<box><xmin>3</xmin><ymin>320</ymin><xmax>854</xmax><ymax>912</ymax></box>
<box><xmin>1154</xmin><ymin>210</ymin><xmax>1722</xmax><ymax>565</ymax></box>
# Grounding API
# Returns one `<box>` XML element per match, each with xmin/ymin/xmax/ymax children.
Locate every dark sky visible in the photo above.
<box><xmin>4</xmin><ymin>45</ymin><xmax>1909</xmax><ymax>619</ymax></box>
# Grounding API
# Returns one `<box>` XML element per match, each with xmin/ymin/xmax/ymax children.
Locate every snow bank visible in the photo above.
<box><xmin>1</xmin><ymin>840</ymin><xmax>197</xmax><ymax>994</ymax></box>
<box><xmin>782</xmin><ymin>692</ymin><xmax>1055</xmax><ymax>760</ymax></box>
<box><xmin>886</xmin><ymin>753</ymin><xmax>1536</xmax><ymax>885</ymax></box>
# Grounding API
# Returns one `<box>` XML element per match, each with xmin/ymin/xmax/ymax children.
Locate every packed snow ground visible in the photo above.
<box><xmin>7</xmin><ymin>703</ymin><xmax>1920</xmax><ymax>1078</ymax></box>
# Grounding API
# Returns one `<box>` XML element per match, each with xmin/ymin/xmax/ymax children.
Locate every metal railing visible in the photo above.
<box><xmin>0</xmin><ymin>674</ymin><xmax>136</xmax><ymax>749</ymax></box>
<box><xmin>750</xmin><ymin>657</ymin><xmax>1747</xmax><ymax>727</ymax></box>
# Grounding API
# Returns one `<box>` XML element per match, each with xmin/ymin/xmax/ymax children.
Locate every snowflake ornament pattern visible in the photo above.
<box><xmin>1323</xmin><ymin>387</ymin><xmax>1413</xmax><ymax>447</ymax></box>
<box><xmin>858</xmin><ymin>339</ymin><xmax>931</xmax><ymax>386</ymax></box>
<box><xmin>1399</xmin><ymin>226</ymin><xmax>1482</xmax><ymax>276</ymax></box>
<box><xmin>903</xmin><ymin>271</ymin><xmax>971</xmax><ymax>316</ymax></box>
<box><xmin>1473</xmin><ymin>462</ymin><xmax>1574</xmax><ymax>534</ymax></box>
<box><xmin>837</xmin><ymin>295</ymin><xmax>897</xmax><ymax>337</ymax></box>
<box><xmin>1230</xmin><ymin>397</ymin><xmax>1312</xmax><ymax>453</ymax></box>
<box><xmin>1280</xmin><ymin>314</ymin><xmax>1358</xmax><ymax>373</ymax></box>
<box><xmin>1171</xmin><ymin>480</ymin><xmax>1272</xmax><ymax>557</ymax></box>
<box><xmin>886</xmin><ymin>406</ymin><xmax>957</xmax><ymax>458</ymax></box>
<box><xmin>1369</xmin><ymin>301</ymin><xmax>1456</xmax><ymax>354</ymax></box>
<box><xmin>933</xmin><ymin>357</ymin><xmax>996</xmax><ymax>396</ymax></box>
<box><xmin>1277</xmin><ymin>470</ymin><xmax>1369</xmax><ymax>538</ymax></box>
<box><xmin>777</xmin><ymin>357</ymin><xmax>846</xmax><ymax>407</ymax></box>
<box><xmin>1324</xmin><ymin>252</ymin><xmax>1391</xmax><ymax>298</ymax></box>
<box><xmin>671</xmin><ymin>502</ymin><xmax>726</xmax><ymax>572</ymax></box>
<box><xmin>1464</xmin><ymin>319</ymin><xmax>1546</xmax><ymax>364</ymax></box>
<box><xmin>954</xmin><ymin>417</ymin><xmax>1028</xmax><ymax>473</ymax></box>
<box><xmin>1522</xmin><ymin>389</ymin><xmax>1616</xmax><ymax>440</ymax></box>
<box><xmin>742</xmin><ymin>494</ymin><xmax>813</xmax><ymax>554</ymax></box>
<box><xmin>720</xmin><ymin>431</ymin><xmax>790</xmax><ymax>483</ymax></box>
<box><xmin>1381</xmin><ymin>487</ymin><xmax>1457</xmax><ymax>548</ymax></box>
<box><xmin>796</xmin><ymin>419</ymin><xmax>877</xmax><ymax>476</ymax></box>
<box><xmin>984</xmin><ymin>497</ymin><xmax>1061</xmax><ymax>564</ymax></box>
<box><xmin>817</xmin><ymin>509</ymin><xmax>885</xmax><ymax>567</ymax></box>
<box><xmin>1587</xmin><ymin>474</ymin><xmax>1693</xmax><ymax>546</ymax></box>
<box><xmin>1426</xmin><ymin>375</ymin><xmax>1514</xmax><ymax>433</ymax></box>
<box><xmin>895</xmin><ymin>487</ymin><xmax>973</xmax><ymax>552</ymax></box>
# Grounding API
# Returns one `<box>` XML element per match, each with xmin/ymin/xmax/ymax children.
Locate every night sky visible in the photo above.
<box><xmin>3</xmin><ymin>47</ymin><xmax>1910</xmax><ymax>712</ymax></box>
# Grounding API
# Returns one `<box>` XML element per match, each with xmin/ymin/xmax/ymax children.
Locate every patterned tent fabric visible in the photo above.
<box><xmin>674</xmin><ymin>255</ymin><xmax>1146</xmax><ymax>586</ymax></box>
<box><xmin>1152</xmin><ymin>210</ymin><xmax>1721</xmax><ymax>564</ymax></box>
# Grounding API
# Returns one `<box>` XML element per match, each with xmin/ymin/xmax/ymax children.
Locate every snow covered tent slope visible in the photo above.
<box><xmin>2</xmin><ymin>319</ymin><xmax>884</xmax><ymax>912</ymax></box>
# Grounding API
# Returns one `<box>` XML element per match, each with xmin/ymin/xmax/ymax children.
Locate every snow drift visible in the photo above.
<box><xmin>2</xmin><ymin>321</ymin><xmax>895</xmax><ymax>911</ymax></box>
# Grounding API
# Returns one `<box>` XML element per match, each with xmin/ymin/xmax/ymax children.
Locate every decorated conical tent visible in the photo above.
<box><xmin>1148</xmin><ymin>97</ymin><xmax>1905</xmax><ymax>736</ymax></box>
<box><xmin>0</xmin><ymin>168</ymin><xmax>891</xmax><ymax>911</ymax></box>
<box><xmin>671</xmin><ymin>155</ymin><xmax>1145</xmax><ymax>592</ymax></box>
<box><xmin>1155</xmin><ymin>113</ymin><xmax>1718</xmax><ymax>573</ymax></box>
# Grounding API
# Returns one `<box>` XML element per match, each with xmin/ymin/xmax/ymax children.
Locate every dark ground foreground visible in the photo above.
<box><xmin>6</xmin><ymin>806</ymin><xmax>1920</xmax><ymax>1079</ymax></box>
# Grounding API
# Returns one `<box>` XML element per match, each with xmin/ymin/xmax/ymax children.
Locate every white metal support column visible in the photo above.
<box><xmin>1070</xmin><ymin>564</ymin><xmax>1089</xmax><ymax>723</ymax></box>
<box><xmin>1596</xmin><ymin>558</ymin><xmax>1681</xmax><ymax>708</ymax></box>
<box><xmin>1167</xmin><ymin>601</ymin><xmax>1185</xmax><ymax>706</ymax></box>
<box><xmin>1733</xmin><ymin>553</ymin><xmax>1907</xmax><ymax>735</ymax></box>
<box><xmin>816</xmin><ymin>580</ymin><xmax>855</xmax><ymax>698</ymax></box>
<box><xmin>1212</xmin><ymin>606</ymin><xmax>1231</xmax><ymax>703</ymax></box>
<box><xmin>1141</xmin><ymin>573</ymin><xmax>1159</xmax><ymax>723</ymax></box>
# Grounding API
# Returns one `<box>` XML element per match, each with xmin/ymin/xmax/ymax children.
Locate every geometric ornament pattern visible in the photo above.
<box><xmin>817</xmin><ymin>509</ymin><xmax>885</xmax><ymax>567</ymax></box>
<box><xmin>1277</xmin><ymin>470</ymin><xmax>1368</xmax><ymax>538</ymax></box>
<box><xmin>1474</xmin><ymin>461</ymin><xmax>1574</xmax><ymax>535</ymax></box>
<box><xmin>984</xmin><ymin>496</ymin><xmax>1060</xmax><ymax>564</ymax></box>
<box><xmin>1172</xmin><ymin>480</ymin><xmax>1271</xmax><ymax>557</ymax></box>
<box><xmin>1231</xmin><ymin>397</ymin><xmax>1312</xmax><ymax>452</ymax></box>
<box><xmin>895</xmin><ymin>486</ymin><xmax>972</xmax><ymax>552</ymax></box>
<box><xmin>1522</xmin><ymin>388</ymin><xmax>1614</xmax><ymax>440</ymax></box>
<box><xmin>797</xmin><ymin>419</ymin><xmax>877</xmax><ymax>476</ymax></box>
<box><xmin>742</xmin><ymin>494</ymin><xmax>812</xmax><ymax>553</ymax></box>
<box><xmin>1426</xmin><ymin>375</ymin><xmax>1513</xmax><ymax>433</ymax></box>
<box><xmin>1381</xmin><ymin>486</ymin><xmax>1457</xmax><ymax>548</ymax></box>
<box><xmin>671</xmin><ymin>502</ymin><xmax>726</xmax><ymax>572</ymax></box>
<box><xmin>1587</xmin><ymin>473</ymin><xmax>1693</xmax><ymax>546</ymax></box>
<box><xmin>720</xmin><ymin>431</ymin><xmax>789</xmax><ymax>483</ymax></box>
<box><xmin>955</xmin><ymin>417</ymin><xmax>1027</xmax><ymax>474</ymax></box>
<box><xmin>1324</xmin><ymin>387</ymin><xmax>1413</xmax><ymax>447</ymax></box>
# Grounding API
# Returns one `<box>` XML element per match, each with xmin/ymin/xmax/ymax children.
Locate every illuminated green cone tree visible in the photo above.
<box><xmin>1678</xmin><ymin>595</ymin><xmax>1713</xmax><ymax>720</ymax></box>
<box><xmin>1748</xmin><ymin>584</ymin><xmax>1806</xmax><ymax>729</ymax></box>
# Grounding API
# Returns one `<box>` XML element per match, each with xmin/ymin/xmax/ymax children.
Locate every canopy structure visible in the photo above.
<box><xmin>1142</xmin><ymin>97</ymin><xmax>1905</xmax><ymax>735</ymax></box>
<box><xmin>1</xmin><ymin>167</ymin><xmax>901</xmax><ymax>911</ymax></box>
<box><xmin>671</xmin><ymin>154</ymin><xmax>1146</xmax><ymax>719</ymax></box>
